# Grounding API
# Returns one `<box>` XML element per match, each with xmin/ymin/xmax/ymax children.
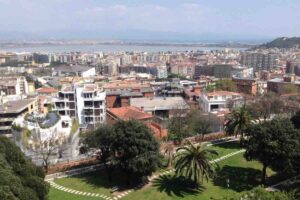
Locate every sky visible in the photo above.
<box><xmin>0</xmin><ymin>0</ymin><xmax>300</xmax><ymax>41</ymax></box>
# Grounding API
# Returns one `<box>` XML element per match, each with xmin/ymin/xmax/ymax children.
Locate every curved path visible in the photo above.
<box><xmin>47</xmin><ymin>149</ymin><xmax>246</xmax><ymax>199</ymax></box>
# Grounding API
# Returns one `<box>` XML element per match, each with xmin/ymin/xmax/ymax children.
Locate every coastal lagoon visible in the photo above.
<box><xmin>0</xmin><ymin>44</ymin><xmax>247</xmax><ymax>53</ymax></box>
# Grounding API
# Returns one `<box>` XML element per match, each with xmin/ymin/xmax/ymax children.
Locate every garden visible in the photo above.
<box><xmin>48</xmin><ymin>140</ymin><xmax>276</xmax><ymax>200</ymax></box>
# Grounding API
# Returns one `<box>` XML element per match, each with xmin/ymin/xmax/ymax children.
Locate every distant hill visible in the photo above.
<box><xmin>257</xmin><ymin>37</ymin><xmax>300</xmax><ymax>49</ymax></box>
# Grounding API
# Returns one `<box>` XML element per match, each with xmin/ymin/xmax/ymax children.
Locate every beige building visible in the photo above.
<box><xmin>0</xmin><ymin>98</ymin><xmax>37</xmax><ymax>137</ymax></box>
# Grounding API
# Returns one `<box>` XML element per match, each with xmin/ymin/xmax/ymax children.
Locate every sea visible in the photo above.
<box><xmin>0</xmin><ymin>44</ymin><xmax>247</xmax><ymax>53</ymax></box>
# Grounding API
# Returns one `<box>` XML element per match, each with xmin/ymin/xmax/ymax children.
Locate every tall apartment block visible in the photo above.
<box><xmin>241</xmin><ymin>52</ymin><xmax>278</xmax><ymax>71</ymax></box>
<box><xmin>0</xmin><ymin>76</ymin><xmax>28</xmax><ymax>96</ymax></box>
<box><xmin>53</xmin><ymin>84</ymin><xmax>106</xmax><ymax>127</ymax></box>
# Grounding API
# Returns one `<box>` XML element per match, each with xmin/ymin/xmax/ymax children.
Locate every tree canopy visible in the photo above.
<box><xmin>174</xmin><ymin>141</ymin><xmax>218</xmax><ymax>187</ymax></box>
<box><xmin>246</xmin><ymin>93</ymin><xmax>284</xmax><ymax>120</ymax></box>
<box><xmin>224</xmin><ymin>105</ymin><xmax>252</xmax><ymax>138</ymax></box>
<box><xmin>113</xmin><ymin>121</ymin><xmax>161</xmax><ymax>182</ymax></box>
<box><xmin>243</xmin><ymin>117</ymin><xmax>300</xmax><ymax>184</ymax></box>
<box><xmin>84</xmin><ymin>120</ymin><xmax>161</xmax><ymax>184</ymax></box>
<box><xmin>0</xmin><ymin>136</ymin><xmax>49</xmax><ymax>200</ymax></box>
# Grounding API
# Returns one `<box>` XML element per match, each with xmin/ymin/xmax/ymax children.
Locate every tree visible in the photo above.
<box><xmin>243</xmin><ymin>117</ymin><xmax>299</xmax><ymax>184</ymax></box>
<box><xmin>174</xmin><ymin>141</ymin><xmax>218</xmax><ymax>187</ymax></box>
<box><xmin>246</xmin><ymin>93</ymin><xmax>284</xmax><ymax>121</ymax></box>
<box><xmin>112</xmin><ymin>120</ymin><xmax>161</xmax><ymax>184</ymax></box>
<box><xmin>282</xmin><ymin>83</ymin><xmax>298</xmax><ymax>94</ymax></box>
<box><xmin>33</xmin><ymin>131</ymin><xmax>66</xmax><ymax>173</ymax></box>
<box><xmin>215</xmin><ymin>79</ymin><xmax>237</xmax><ymax>92</ymax></box>
<box><xmin>188</xmin><ymin>111</ymin><xmax>212</xmax><ymax>140</ymax></box>
<box><xmin>83</xmin><ymin>124</ymin><xmax>115</xmax><ymax>181</ymax></box>
<box><xmin>0</xmin><ymin>136</ymin><xmax>49</xmax><ymax>200</ymax></box>
<box><xmin>168</xmin><ymin>104</ymin><xmax>190</xmax><ymax>143</ymax></box>
<box><xmin>84</xmin><ymin>120</ymin><xmax>161</xmax><ymax>185</ymax></box>
<box><xmin>224</xmin><ymin>105</ymin><xmax>252</xmax><ymax>138</ymax></box>
<box><xmin>205</xmin><ymin>84</ymin><xmax>215</xmax><ymax>92</ymax></box>
<box><xmin>291</xmin><ymin>110</ymin><xmax>300</xmax><ymax>129</ymax></box>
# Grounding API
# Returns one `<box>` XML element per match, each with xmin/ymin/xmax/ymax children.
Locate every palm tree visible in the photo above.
<box><xmin>224</xmin><ymin>105</ymin><xmax>251</xmax><ymax>138</ymax></box>
<box><xmin>174</xmin><ymin>141</ymin><xmax>218</xmax><ymax>187</ymax></box>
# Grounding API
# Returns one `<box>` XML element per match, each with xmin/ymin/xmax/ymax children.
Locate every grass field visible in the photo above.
<box><xmin>49</xmin><ymin>141</ymin><xmax>275</xmax><ymax>200</ymax></box>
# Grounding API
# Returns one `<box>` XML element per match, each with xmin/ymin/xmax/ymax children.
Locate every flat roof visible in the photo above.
<box><xmin>130</xmin><ymin>97</ymin><xmax>189</xmax><ymax>111</ymax></box>
<box><xmin>0</xmin><ymin>98</ymin><xmax>36</xmax><ymax>114</ymax></box>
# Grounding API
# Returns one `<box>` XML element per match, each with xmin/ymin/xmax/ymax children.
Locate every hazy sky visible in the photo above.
<box><xmin>0</xmin><ymin>0</ymin><xmax>300</xmax><ymax>38</ymax></box>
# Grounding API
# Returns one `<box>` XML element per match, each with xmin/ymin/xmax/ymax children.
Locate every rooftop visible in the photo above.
<box><xmin>108</xmin><ymin>106</ymin><xmax>152</xmax><ymax>121</ymax></box>
<box><xmin>103</xmin><ymin>81</ymin><xmax>150</xmax><ymax>90</ymax></box>
<box><xmin>206</xmin><ymin>91</ymin><xmax>243</xmax><ymax>97</ymax></box>
<box><xmin>0</xmin><ymin>98</ymin><xmax>36</xmax><ymax>114</ymax></box>
<box><xmin>37</xmin><ymin>87</ymin><xmax>58</xmax><ymax>94</ymax></box>
<box><xmin>130</xmin><ymin>97</ymin><xmax>190</xmax><ymax>111</ymax></box>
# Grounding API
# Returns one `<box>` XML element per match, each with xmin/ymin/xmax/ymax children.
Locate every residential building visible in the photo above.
<box><xmin>130</xmin><ymin>97</ymin><xmax>190</xmax><ymax>120</ymax></box>
<box><xmin>103</xmin><ymin>81</ymin><xmax>154</xmax><ymax>108</ymax></box>
<box><xmin>199</xmin><ymin>91</ymin><xmax>244</xmax><ymax>112</ymax></box>
<box><xmin>0</xmin><ymin>98</ymin><xmax>37</xmax><ymax>136</ymax></box>
<box><xmin>37</xmin><ymin>87</ymin><xmax>58</xmax><ymax>97</ymax></box>
<box><xmin>13</xmin><ymin>112</ymin><xmax>73</xmax><ymax>148</ymax></box>
<box><xmin>267</xmin><ymin>75</ymin><xmax>300</xmax><ymax>94</ymax></box>
<box><xmin>0</xmin><ymin>76</ymin><xmax>29</xmax><ymax>96</ymax></box>
<box><xmin>52</xmin><ymin>65</ymin><xmax>96</xmax><ymax>77</ymax></box>
<box><xmin>156</xmin><ymin>65</ymin><xmax>168</xmax><ymax>79</ymax></box>
<box><xmin>194</xmin><ymin>64</ymin><xmax>234</xmax><ymax>78</ymax></box>
<box><xmin>106</xmin><ymin>106</ymin><xmax>168</xmax><ymax>139</ymax></box>
<box><xmin>232</xmin><ymin>77</ymin><xmax>258</xmax><ymax>95</ymax></box>
<box><xmin>286</xmin><ymin>60</ymin><xmax>300</xmax><ymax>76</ymax></box>
<box><xmin>241</xmin><ymin>52</ymin><xmax>278</xmax><ymax>71</ymax></box>
<box><xmin>53</xmin><ymin>84</ymin><xmax>106</xmax><ymax>126</ymax></box>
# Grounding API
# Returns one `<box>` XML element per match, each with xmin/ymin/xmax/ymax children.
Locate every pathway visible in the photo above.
<box><xmin>47</xmin><ymin>148</ymin><xmax>246</xmax><ymax>199</ymax></box>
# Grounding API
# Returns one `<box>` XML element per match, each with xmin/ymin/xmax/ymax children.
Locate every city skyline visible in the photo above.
<box><xmin>0</xmin><ymin>0</ymin><xmax>300</xmax><ymax>41</ymax></box>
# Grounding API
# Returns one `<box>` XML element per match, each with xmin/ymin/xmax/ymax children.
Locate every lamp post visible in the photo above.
<box><xmin>226</xmin><ymin>178</ymin><xmax>230</xmax><ymax>189</ymax></box>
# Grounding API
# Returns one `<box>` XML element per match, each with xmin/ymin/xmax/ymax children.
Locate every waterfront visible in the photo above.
<box><xmin>0</xmin><ymin>43</ymin><xmax>247</xmax><ymax>53</ymax></box>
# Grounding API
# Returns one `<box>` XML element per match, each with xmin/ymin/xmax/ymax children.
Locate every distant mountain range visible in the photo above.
<box><xmin>256</xmin><ymin>37</ymin><xmax>300</xmax><ymax>49</ymax></box>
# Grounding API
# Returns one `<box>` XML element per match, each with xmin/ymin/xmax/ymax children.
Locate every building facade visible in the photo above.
<box><xmin>53</xmin><ymin>84</ymin><xmax>106</xmax><ymax>126</ymax></box>
<box><xmin>199</xmin><ymin>91</ymin><xmax>244</xmax><ymax>112</ymax></box>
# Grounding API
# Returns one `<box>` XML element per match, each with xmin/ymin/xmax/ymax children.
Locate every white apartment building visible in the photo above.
<box><xmin>157</xmin><ymin>65</ymin><xmax>168</xmax><ymax>79</ymax></box>
<box><xmin>13</xmin><ymin>112</ymin><xmax>73</xmax><ymax>146</ymax></box>
<box><xmin>53</xmin><ymin>84</ymin><xmax>106</xmax><ymax>126</ymax></box>
<box><xmin>199</xmin><ymin>91</ymin><xmax>244</xmax><ymax>112</ymax></box>
<box><xmin>0</xmin><ymin>76</ymin><xmax>28</xmax><ymax>96</ymax></box>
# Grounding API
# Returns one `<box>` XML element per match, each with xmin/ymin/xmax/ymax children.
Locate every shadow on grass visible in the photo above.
<box><xmin>152</xmin><ymin>175</ymin><xmax>205</xmax><ymax>197</ymax></box>
<box><xmin>213</xmin><ymin>165</ymin><xmax>262</xmax><ymax>192</ymax></box>
<box><xmin>212</xmin><ymin>140</ymin><xmax>241</xmax><ymax>150</ymax></box>
<box><xmin>277</xmin><ymin>179</ymin><xmax>300</xmax><ymax>200</ymax></box>
<box><xmin>72</xmin><ymin>169</ymin><xmax>139</xmax><ymax>192</ymax></box>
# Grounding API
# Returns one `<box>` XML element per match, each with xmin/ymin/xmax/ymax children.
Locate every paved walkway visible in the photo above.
<box><xmin>266</xmin><ymin>175</ymin><xmax>300</xmax><ymax>192</ymax></box>
<box><xmin>47</xmin><ymin>147</ymin><xmax>245</xmax><ymax>199</ymax></box>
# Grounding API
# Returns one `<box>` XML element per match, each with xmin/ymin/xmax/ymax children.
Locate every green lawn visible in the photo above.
<box><xmin>49</xmin><ymin>141</ymin><xmax>275</xmax><ymax>200</ymax></box>
<box><xmin>207</xmin><ymin>140</ymin><xmax>242</xmax><ymax>158</ymax></box>
<box><xmin>49</xmin><ymin>188</ymin><xmax>98</xmax><ymax>200</ymax></box>
<box><xmin>122</xmin><ymin>153</ymin><xmax>275</xmax><ymax>200</ymax></box>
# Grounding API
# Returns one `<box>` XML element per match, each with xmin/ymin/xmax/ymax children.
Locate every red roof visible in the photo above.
<box><xmin>146</xmin><ymin>122</ymin><xmax>168</xmax><ymax>139</ymax></box>
<box><xmin>37</xmin><ymin>87</ymin><xmax>58</xmax><ymax>94</ymax></box>
<box><xmin>108</xmin><ymin>106</ymin><xmax>153</xmax><ymax>121</ymax></box>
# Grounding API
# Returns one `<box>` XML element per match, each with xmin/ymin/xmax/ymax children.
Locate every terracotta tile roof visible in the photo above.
<box><xmin>108</xmin><ymin>106</ymin><xmax>153</xmax><ymax>121</ymax></box>
<box><xmin>146</xmin><ymin>122</ymin><xmax>168</xmax><ymax>139</ymax></box>
<box><xmin>37</xmin><ymin>87</ymin><xmax>58</xmax><ymax>94</ymax></box>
